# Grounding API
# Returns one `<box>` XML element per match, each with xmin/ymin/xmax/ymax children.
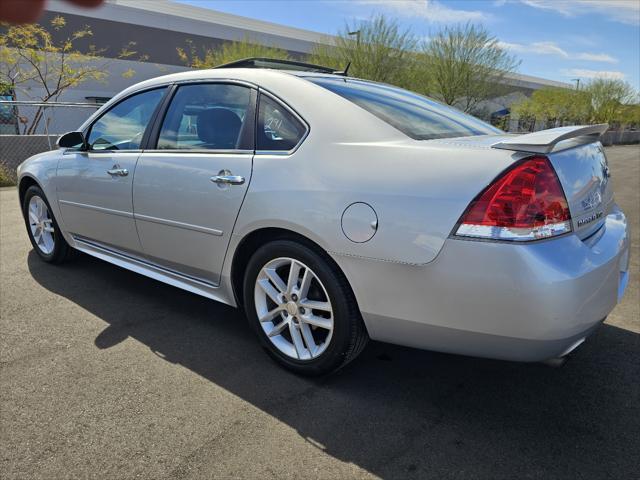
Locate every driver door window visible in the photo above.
<box><xmin>87</xmin><ymin>88</ymin><xmax>166</xmax><ymax>150</ymax></box>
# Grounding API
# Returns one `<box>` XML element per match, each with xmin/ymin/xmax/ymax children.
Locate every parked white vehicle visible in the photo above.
<box><xmin>17</xmin><ymin>59</ymin><xmax>629</xmax><ymax>375</ymax></box>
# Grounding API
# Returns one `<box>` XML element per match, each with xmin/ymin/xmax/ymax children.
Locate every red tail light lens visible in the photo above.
<box><xmin>455</xmin><ymin>156</ymin><xmax>572</xmax><ymax>241</ymax></box>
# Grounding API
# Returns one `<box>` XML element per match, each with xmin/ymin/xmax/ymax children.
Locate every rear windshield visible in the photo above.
<box><xmin>307</xmin><ymin>77</ymin><xmax>501</xmax><ymax>140</ymax></box>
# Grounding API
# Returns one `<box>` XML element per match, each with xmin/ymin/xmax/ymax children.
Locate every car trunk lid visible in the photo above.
<box><xmin>489</xmin><ymin>125</ymin><xmax>611</xmax><ymax>239</ymax></box>
<box><xmin>546</xmin><ymin>142</ymin><xmax>612</xmax><ymax>239</ymax></box>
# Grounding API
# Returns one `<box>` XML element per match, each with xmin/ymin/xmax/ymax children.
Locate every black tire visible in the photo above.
<box><xmin>243</xmin><ymin>239</ymin><xmax>368</xmax><ymax>376</ymax></box>
<box><xmin>22</xmin><ymin>185</ymin><xmax>74</xmax><ymax>264</ymax></box>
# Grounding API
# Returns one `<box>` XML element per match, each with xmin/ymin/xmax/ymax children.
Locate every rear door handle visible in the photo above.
<box><xmin>107</xmin><ymin>168</ymin><xmax>129</xmax><ymax>177</ymax></box>
<box><xmin>210</xmin><ymin>175</ymin><xmax>245</xmax><ymax>185</ymax></box>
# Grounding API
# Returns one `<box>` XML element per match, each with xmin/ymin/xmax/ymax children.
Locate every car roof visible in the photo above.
<box><xmin>113</xmin><ymin>68</ymin><xmax>364</xmax><ymax>103</ymax></box>
<box><xmin>288</xmin><ymin>71</ymin><xmax>348</xmax><ymax>79</ymax></box>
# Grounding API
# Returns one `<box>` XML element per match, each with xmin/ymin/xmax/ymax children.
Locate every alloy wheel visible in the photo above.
<box><xmin>254</xmin><ymin>257</ymin><xmax>334</xmax><ymax>360</ymax></box>
<box><xmin>28</xmin><ymin>195</ymin><xmax>55</xmax><ymax>255</ymax></box>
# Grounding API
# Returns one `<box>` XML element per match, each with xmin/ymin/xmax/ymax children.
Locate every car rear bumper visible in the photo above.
<box><xmin>339</xmin><ymin>206</ymin><xmax>630</xmax><ymax>362</ymax></box>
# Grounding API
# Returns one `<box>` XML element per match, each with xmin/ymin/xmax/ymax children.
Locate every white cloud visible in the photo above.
<box><xmin>498</xmin><ymin>41</ymin><xmax>617</xmax><ymax>63</ymax></box>
<box><xmin>560</xmin><ymin>68</ymin><xmax>626</xmax><ymax>80</ymax></box>
<box><xmin>575</xmin><ymin>53</ymin><xmax>618</xmax><ymax>63</ymax></box>
<box><xmin>531</xmin><ymin>41</ymin><xmax>569</xmax><ymax>57</ymax></box>
<box><xmin>355</xmin><ymin>0</ymin><xmax>491</xmax><ymax>23</ymax></box>
<box><xmin>498</xmin><ymin>41</ymin><xmax>568</xmax><ymax>57</ymax></box>
<box><xmin>517</xmin><ymin>0</ymin><xmax>640</xmax><ymax>26</ymax></box>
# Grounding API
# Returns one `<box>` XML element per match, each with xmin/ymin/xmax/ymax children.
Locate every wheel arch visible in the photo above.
<box><xmin>18</xmin><ymin>175</ymin><xmax>41</xmax><ymax>205</ymax></box>
<box><xmin>230</xmin><ymin>227</ymin><xmax>360</xmax><ymax>314</ymax></box>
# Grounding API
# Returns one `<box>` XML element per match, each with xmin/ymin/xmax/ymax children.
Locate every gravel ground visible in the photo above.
<box><xmin>1</xmin><ymin>146</ymin><xmax>638</xmax><ymax>480</ymax></box>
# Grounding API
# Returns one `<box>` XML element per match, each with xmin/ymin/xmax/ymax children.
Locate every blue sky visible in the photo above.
<box><xmin>176</xmin><ymin>0</ymin><xmax>640</xmax><ymax>91</ymax></box>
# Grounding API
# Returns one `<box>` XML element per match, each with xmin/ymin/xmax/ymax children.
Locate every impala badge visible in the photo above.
<box><xmin>577</xmin><ymin>211</ymin><xmax>603</xmax><ymax>227</ymax></box>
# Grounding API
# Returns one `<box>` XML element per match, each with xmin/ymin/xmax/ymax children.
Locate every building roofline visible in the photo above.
<box><xmin>504</xmin><ymin>72</ymin><xmax>573</xmax><ymax>90</ymax></box>
<box><xmin>47</xmin><ymin>0</ymin><xmax>336</xmax><ymax>48</ymax></box>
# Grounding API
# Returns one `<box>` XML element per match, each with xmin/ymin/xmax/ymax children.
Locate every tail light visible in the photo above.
<box><xmin>454</xmin><ymin>156</ymin><xmax>572</xmax><ymax>241</ymax></box>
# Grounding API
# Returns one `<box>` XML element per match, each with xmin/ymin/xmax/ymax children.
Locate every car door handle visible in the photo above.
<box><xmin>107</xmin><ymin>168</ymin><xmax>129</xmax><ymax>177</ymax></box>
<box><xmin>210</xmin><ymin>175</ymin><xmax>245</xmax><ymax>185</ymax></box>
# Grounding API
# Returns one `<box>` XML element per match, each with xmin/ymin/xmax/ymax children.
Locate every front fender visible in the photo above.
<box><xmin>17</xmin><ymin>150</ymin><xmax>72</xmax><ymax>245</ymax></box>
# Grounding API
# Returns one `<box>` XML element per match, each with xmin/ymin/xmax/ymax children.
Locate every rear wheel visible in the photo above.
<box><xmin>22</xmin><ymin>185</ymin><xmax>74</xmax><ymax>264</ymax></box>
<box><xmin>243</xmin><ymin>240</ymin><xmax>368</xmax><ymax>376</ymax></box>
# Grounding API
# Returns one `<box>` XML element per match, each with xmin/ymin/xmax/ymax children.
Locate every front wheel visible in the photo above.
<box><xmin>22</xmin><ymin>185</ymin><xmax>74</xmax><ymax>264</ymax></box>
<box><xmin>243</xmin><ymin>240</ymin><xmax>368</xmax><ymax>376</ymax></box>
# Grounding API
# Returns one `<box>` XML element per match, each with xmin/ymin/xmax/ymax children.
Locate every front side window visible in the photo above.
<box><xmin>87</xmin><ymin>88</ymin><xmax>166</xmax><ymax>150</ymax></box>
<box><xmin>157</xmin><ymin>83</ymin><xmax>252</xmax><ymax>150</ymax></box>
<box><xmin>257</xmin><ymin>95</ymin><xmax>306</xmax><ymax>151</ymax></box>
<box><xmin>307</xmin><ymin>77</ymin><xmax>501</xmax><ymax>141</ymax></box>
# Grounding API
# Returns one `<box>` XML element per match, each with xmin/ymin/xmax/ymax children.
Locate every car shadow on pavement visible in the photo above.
<box><xmin>28</xmin><ymin>251</ymin><xmax>640</xmax><ymax>479</ymax></box>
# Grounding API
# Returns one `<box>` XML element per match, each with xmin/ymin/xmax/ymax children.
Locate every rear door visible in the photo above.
<box><xmin>132</xmin><ymin>82</ymin><xmax>256</xmax><ymax>285</ymax></box>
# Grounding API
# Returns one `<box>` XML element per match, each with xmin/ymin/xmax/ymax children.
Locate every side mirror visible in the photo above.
<box><xmin>57</xmin><ymin>131</ymin><xmax>86</xmax><ymax>149</ymax></box>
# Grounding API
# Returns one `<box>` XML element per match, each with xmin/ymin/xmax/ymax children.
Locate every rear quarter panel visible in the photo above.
<box><xmin>234</xmin><ymin>116</ymin><xmax>519</xmax><ymax>266</ymax></box>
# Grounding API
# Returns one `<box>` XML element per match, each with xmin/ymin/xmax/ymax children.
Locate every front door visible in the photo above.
<box><xmin>57</xmin><ymin>87</ymin><xmax>167</xmax><ymax>255</ymax></box>
<box><xmin>133</xmin><ymin>82</ymin><xmax>255</xmax><ymax>285</ymax></box>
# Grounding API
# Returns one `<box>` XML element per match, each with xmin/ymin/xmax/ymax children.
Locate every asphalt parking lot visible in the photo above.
<box><xmin>1</xmin><ymin>146</ymin><xmax>638</xmax><ymax>480</ymax></box>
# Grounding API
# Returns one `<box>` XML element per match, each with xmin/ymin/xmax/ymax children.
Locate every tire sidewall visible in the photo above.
<box><xmin>243</xmin><ymin>240</ymin><xmax>354</xmax><ymax>375</ymax></box>
<box><xmin>22</xmin><ymin>185</ymin><xmax>65</xmax><ymax>262</ymax></box>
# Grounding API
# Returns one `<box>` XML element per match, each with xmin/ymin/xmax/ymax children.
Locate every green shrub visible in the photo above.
<box><xmin>0</xmin><ymin>164</ymin><xmax>16</xmax><ymax>187</ymax></box>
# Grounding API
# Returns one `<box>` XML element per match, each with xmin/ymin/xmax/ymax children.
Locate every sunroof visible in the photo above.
<box><xmin>213</xmin><ymin>57</ymin><xmax>343</xmax><ymax>74</ymax></box>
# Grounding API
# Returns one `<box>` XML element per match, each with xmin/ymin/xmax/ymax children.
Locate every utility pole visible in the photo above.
<box><xmin>572</xmin><ymin>78</ymin><xmax>580</xmax><ymax>90</ymax></box>
<box><xmin>348</xmin><ymin>30</ymin><xmax>361</xmax><ymax>46</ymax></box>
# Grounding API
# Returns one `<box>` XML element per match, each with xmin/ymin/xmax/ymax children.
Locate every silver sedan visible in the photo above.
<box><xmin>17</xmin><ymin>61</ymin><xmax>630</xmax><ymax>375</ymax></box>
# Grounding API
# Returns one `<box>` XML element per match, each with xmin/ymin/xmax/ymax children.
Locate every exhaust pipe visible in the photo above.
<box><xmin>541</xmin><ymin>338</ymin><xmax>586</xmax><ymax>368</ymax></box>
<box><xmin>542</xmin><ymin>356</ymin><xmax>567</xmax><ymax>368</ymax></box>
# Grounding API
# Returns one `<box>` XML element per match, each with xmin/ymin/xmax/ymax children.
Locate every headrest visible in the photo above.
<box><xmin>196</xmin><ymin>108</ymin><xmax>242</xmax><ymax>149</ymax></box>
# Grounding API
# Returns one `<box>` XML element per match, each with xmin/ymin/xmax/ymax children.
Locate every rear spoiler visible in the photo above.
<box><xmin>492</xmin><ymin>124</ymin><xmax>608</xmax><ymax>154</ymax></box>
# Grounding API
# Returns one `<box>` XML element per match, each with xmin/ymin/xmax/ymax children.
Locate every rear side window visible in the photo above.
<box><xmin>307</xmin><ymin>77</ymin><xmax>501</xmax><ymax>140</ymax></box>
<box><xmin>158</xmin><ymin>83</ymin><xmax>252</xmax><ymax>150</ymax></box>
<box><xmin>257</xmin><ymin>95</ymin><xmax>306</xmax><ymax>151</ymax></box>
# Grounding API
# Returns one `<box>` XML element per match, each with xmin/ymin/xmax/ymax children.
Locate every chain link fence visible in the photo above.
<box><xmin>0</xmin><ymin>101</ymin><xmax>101</xmax><ymax>184</ymax></box>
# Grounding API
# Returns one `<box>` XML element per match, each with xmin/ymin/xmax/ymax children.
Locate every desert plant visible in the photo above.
<box><xmin>309</xmin><ymin>15</ymin><xmax>417</xmax><ymax>88</ymax></box>
<box><xmin>585</xmin><ymin>78</ymin><xmax>636</xmax><ymax>124</ymax></box>
<box><xmin>417</xmin><ymin>23</ymin><xmax>520</xmax><ymax>113</ymax></box>
<box><xmin>0</xmin><ymin>15</ymin><xmax>138</xmax><ymax>134</ymax></box>
<box><xmin>511</xmin><ymin>87</ymin><xmax>591</xmax><ymax>127</ymax></box>
<box><xmin>0</xmin><ymin>164</ymin><xmax>15</xmax><ymax>187</ymax></box>
<box><xmin>177</xmin><ymin>36</ymin><xmax>289</xmax><ymax>68</ymax></box>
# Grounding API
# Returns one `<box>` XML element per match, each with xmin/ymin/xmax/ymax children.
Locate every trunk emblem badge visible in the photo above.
<box><xmin>577</xmin><ymin>211</ymin><xmax>603</xmax><ymax>227</ymax></box>
<box><xmin>581</xmin><ymin>190</ymin><xmax>602</xmax><ymax>211</ymax></box>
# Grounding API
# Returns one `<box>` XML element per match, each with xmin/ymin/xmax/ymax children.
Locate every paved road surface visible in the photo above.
<box><xmin>1</xmin><ymin>146</ymin><xmax>638</xmax><ymax>479</ymax></box>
